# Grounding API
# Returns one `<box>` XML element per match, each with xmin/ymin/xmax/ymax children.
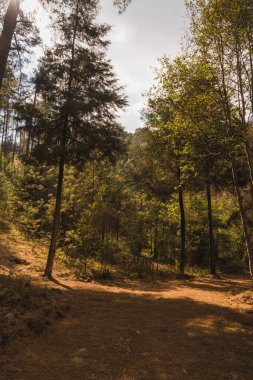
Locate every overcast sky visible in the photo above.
<box><xmin>22</xmin><ymin>0</ymin><xmax>186</xmax><ymax>133</ymax></box>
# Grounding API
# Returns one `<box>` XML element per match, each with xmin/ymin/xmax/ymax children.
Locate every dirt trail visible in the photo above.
<box><xmin>1</xmin><ymin>230</ymin><xmax>253</xmax><ymax>380</ymax></box>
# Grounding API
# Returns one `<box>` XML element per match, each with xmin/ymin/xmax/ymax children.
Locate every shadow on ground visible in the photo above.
<box><xmin>1</xmin><ymin>273</ymin><xmax>253</xmax><ymax>380</ymax></box>
<box><xmin>96</xmin><ymin>275</ymin><xmax>251</xmax><ymax>296</ymax></box>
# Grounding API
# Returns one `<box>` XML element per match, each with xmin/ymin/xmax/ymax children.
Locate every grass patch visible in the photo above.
<box><xmin>0</xmin><ymin>274</ymin><xmax>50</xmax><ymax>313</ymax></box>
<box><xmin>0</xmin><ymin>274</ymin><xmax>68</xmax><ymax>346</ymax></box>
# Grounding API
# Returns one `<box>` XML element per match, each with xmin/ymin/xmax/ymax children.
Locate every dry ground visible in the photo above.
<box><xmin>0</xmin><ymin>229</ymin><xmax>253</xmax><ymax>380</ymax></box>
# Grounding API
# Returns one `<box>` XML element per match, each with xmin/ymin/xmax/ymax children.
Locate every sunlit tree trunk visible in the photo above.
<box><xmin>1</xmin><ymin>111</ymin><xmax>6</xmax><ymax>151</ymax></box>
<box><xmin>0</xmin><ymin>0</ymin><xmax>20</xmax><ymax>88</ymax></box>
<box><xmin>231</xmin><ymin>162</ymin><xmax>253</xmax><ymax>278</ymax></box>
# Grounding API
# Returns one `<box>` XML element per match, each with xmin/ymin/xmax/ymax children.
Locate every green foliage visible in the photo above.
<box><xmin>0</xmin><ymin>156</ymin><xmax>13</xmax><ymax>226</ymax></box>
<box><xmin>1</xmin><ymin>0</ymin><xmax>252</xmax><ymax>279</ymax></box>
<box><xmin>12</xmin><ymin>163</ymin><xmax>56</xmax><ymax>239</ymax></box>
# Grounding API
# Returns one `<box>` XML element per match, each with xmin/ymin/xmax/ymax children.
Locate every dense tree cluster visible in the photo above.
<box><xmin>0</xmin><ymin>0</ymin><xmax>253</xmax><ymax>279</ymax></box>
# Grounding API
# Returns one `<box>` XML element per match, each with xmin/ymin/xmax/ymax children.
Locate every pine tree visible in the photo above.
<box><xmin>31</xmin><ymin>0</ymin><xmax>126</xmax><ymax>277</ymax></box>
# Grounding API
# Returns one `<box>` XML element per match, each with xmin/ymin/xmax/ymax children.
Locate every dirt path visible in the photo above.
<box><xmin>1</xmin><ymin>231</ymin><xmax>253</xmax><ymax>379</ymax></box>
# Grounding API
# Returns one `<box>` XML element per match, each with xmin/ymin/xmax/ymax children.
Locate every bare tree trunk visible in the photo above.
<box><xmin>44</xmin><ymin>125</ymin><xmax>67</xmax><ymax>278</ymax></box>
<box><xmin>154</xmin><ymin>226</ymin><xmax>158</xmax><ymax>271</ymax></box>
<box><xmin>136</xmin><ymin>198</ymin><xmax>144</xmax><ymax>266</ymax></box>
<box><xmin>3</xmin><ymin>108</ymin><xmax>10</xmax><ymax>160</ymax></box>
<box><xmin>244</xmin><ymin>143</ymin><xmax>253</xmax><ymax>204</ymax></box>
<box><xmin>25</xmin><ymin>132</ymin><xmax>31</xmax><ymax>156</ymax></box>
<box><xmin>1</xmin><ymin>112</ymin><xmax>6</xmax><ymax>151</ymax></box>
<box><xmin>179</xmin><ymin>187</ymin><xmax>186</xmax><ymax>274</ymax></box>
<box><xmin>101</xmin><ymin>212</ymin><xmax>106</xmax><ymax>244</ymax></box>
<box><xmin>231</xmin><ymin>162</ymin><xmax>253</xmax><ymax>277</ymax></box>
<box><xmin>12</xmin><ymin>119</ymin><xmax>18</xmax><ymax>161</ymax></box>
<box><xmin>116</xmin><ymin>211</ymin><xmax>120</xmax><ymax>241</ymax></box>
<box><xmin>150</xmin><ymin>227</ymin><xmax>153</xmax><ymax>257</ymax></box>
<box><xmin>247</xmin><ymin>30</ymin><xmax>253</xmax><ymax>114</ymax></box>
<box><xmin>91</xmin><ymin>161</ymin><xmax>95</xmax><ymax>202</ymax></box>
<box><xmin>206</xmin><ymin>173</ymin><xmax>216</xmax><ymax>275</ymax></box>
<box><xmin>178</xmin><ymin>168</ymin><xmax>186</xmax><ymax>275</ymax></box>
<box><xmin>0</xmin><ymin>0</ymin><xmax>20</xmax><ymax>88</ymax></box>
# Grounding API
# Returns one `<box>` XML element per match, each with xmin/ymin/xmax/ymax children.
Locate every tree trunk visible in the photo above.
<box><xmin>244</xmin><ymin>142</ymin><xmax>253</xmax><ymax>204</ymax></box>
<box><xmin>206</xmin><ymin>174</ymin><xmax>216</xmax><ymax>275</ymax></box>
<box><xmin>116</xmin><ymin>211</ymin><xmax>120</xmax><ymax>241</ymax></box>
<box><xmin>1</xmin><ymin>112</ymin><xmax>6</xmax><ymax>151</ymax></box>
<box><xmin>0</xmin><ymin>0</ymin><xmax>20</xmax><ymax>88</ymax></box>
<box><xmin>44</xmin><ymin>145</ymin><xmax>66</xmax><ymax>279</ymax></box>
<box><xmin>26</xmin><ymin>132</ymin><xmax>31</xmax><ymax>156</ymax></box>
<box><xmin>44</xmin><ymin>129</ymin><xmax>67</xmax><ymax>278</ymax></box>
<box><xmin>101</xmin><ymin>212</ymin><xmax>106</xmax><ymax>244</ymax></box>
<box><xmin>3</xmin><ymin>108</ymin><xmax>10</xmax><ymax>161</ymax></box>
<box><xmin>178</xmin><ymin>169</ymin><xmax>186</xmax><ymax>274</ymax></box>
<box><xmin>154</xmin><ymin>226</ymin><xmax>158</xmax><ymax>271</ymax></box>
<box><xmin>231</xmin><ymin>163</ymin><xmax>253</xmax><ymax>277</ymax></box>
<box><xmin>12</xmin><ymin>119</ymin><xmax>18</xmax><ymax>161</ymax></box>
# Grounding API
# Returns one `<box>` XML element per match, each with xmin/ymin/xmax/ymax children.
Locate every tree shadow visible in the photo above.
<box><xmin>98</xmin><ymin>277</ymin><xmax>179</xmax><ymax>293</ymax></box>
<box><xmin>1</xmin><ymin>276</ymin><xmax>253</xmax><ymax>380</ymax></box>
<box><xmin>47</xmin><ymin>275</ymin><xmax>74</xmax><ymax>291</ymax></box>
<box><xmin>96</xmin><ymin>275</ymin><xmax>251</xmax><ymax>297</ymax></box>
<box><xmin>177</xmin><ymin>277</ymin><xmax>251</xmax><ymax>294</ymax></box>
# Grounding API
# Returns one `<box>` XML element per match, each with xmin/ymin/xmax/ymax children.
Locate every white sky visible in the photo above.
<box><xmin>22</xmin><ymin>0</ymin><xmax>186</xmax><ymax>133</ymax></box>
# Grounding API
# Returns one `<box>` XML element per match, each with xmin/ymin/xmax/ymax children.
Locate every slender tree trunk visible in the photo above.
<box><xmin>244</xmin><ymin>143</ymin><xmax>253</xmax><ymax>204</ymax></box>
<box><xmin>139</xmin><ymin>198</ymin><xmax>143</xmax><ymax>259</ymax></box>
<box><xmin>91</xmin><ymin>161</ymin><xmax>95</xmax><ymax>202</ymax></box>
<box><xmin>247</xmin><ymin>30</ymin><xmax>253</xmax><ymax>114</ymax></box>
<box><xmin>0</xmin><ymin>0</ymin><xmax>20</xmax><ymax>88</ymax></box>
<box><xmin>150</xmin><ymin>227</ymin><xmax>153</xmax><ymax>257</ymax></box>
<box><xmin>25</xmin><ymin>90</ymin><xmax>37</xmax><ymax>157</ymax></box>
<box><xmin>1</xmin><ymin>112</ymin><xmax>6</xmax><ymax>151</ymax></box>
<box><xmin>154</xmin><ymin>226</ymin><xmax>158</xmax><ymax>271</ymax></box>
<box><xmin>178</xmin><ymin>168</ymin><xmax>186</xmax><ymax>274</ymax></box>
<box><xmin>116</xmin><ymin>211</ymin><xmax>120</xmax><ymax>241</ymax></box>
<box><xmin>44</xmin><ymin>126</ymin><xmax>67</xmax><ymax>278</ymax></box>
<box><xmin>206</xmin><ymin>173</ymin><xmax>216</xmax><ymax>275</ymax></box>
<box><xmin>18</xmin><ymin>129</ymin><xmax>22</xmax><ymax>158</ymax></box>
<box><xmin>12</xmin><ymin>120</ymin><xmax>18</xmax><ymax>161</ymax></box>
<box><xmin>26</xmin><ymin>132</ymin><xmax>31</xmax><ymax>156</ymax></box>
<box><xmin>231</xmin><ymin>162</ymin><xmax>253</xmax><ymax>277</ymax></box>
<box><xmin>3</xmin><ymin>109</ymin><xmax>9</xmax><ymax>156</ymax></box>
<box><xmin>101</xmin><ymin>212</ymin><xmax>106</xmax><ymax>244</ymax></box>
<box><xmin>135</xmin><ymin>198</ymin><xmax>144</xmax><ymax>266</ymax></box>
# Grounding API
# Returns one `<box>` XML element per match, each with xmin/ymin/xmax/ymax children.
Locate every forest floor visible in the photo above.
<box><xmin>0</xmin><ymin>228</ymin><xmax>253</xmax><ymax>380</ymax></box>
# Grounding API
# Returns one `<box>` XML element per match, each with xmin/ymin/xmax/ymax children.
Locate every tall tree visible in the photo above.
<box><xmin>145</xmin><ymin>53</ymin><xmax>235</xmax><ymax>274</ymax></box>
<box><xmin>31</xmin><ymin>0</ymin><xmax>126</xmax><ymax>278</ymax></box>
<box><xmin>187</xmin><ymin>0</ymin><xmax>253</xmax><ymax>276</ymax></box>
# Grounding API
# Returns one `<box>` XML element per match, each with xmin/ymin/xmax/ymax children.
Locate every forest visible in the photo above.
<box><xmin>0</xmin><ymin>1</ymin><xmax>253</xmax><ymax>379</ymax></box>
<box><xmin>0</xmin><ymin>0</ymin><xmax>253</xmax><ymax>279</ymax></box>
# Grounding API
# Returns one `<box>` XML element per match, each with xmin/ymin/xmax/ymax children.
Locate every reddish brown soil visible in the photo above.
<box><xmin>1</xmin><ymin>230</ymin><xmax>253</xmax><ymax>380</ymax></box>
